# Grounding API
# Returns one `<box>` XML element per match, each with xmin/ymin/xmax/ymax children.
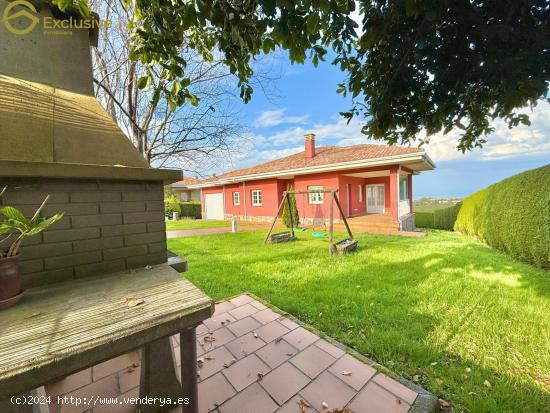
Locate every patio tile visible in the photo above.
<box><xmin>117</xmin><ymin>364</ymin><xmax>141</xmax><ymax>393</ymax></box>
<box><xmin>197</xmin><ymin>346</ymin><xmax>236</xmax><ymax>381</ymax></box>
<box><xmin>373</xmin><ymin>373</ymin><xmax>418</xmax><ymax>405</ymax></box>
<box><xmin>229</xmin><ymin>294</ymin><xmax>254</xmax><ymax>307</ymax></box>
<box><xmin>277</xmin><ymin>395</ymin><xmax>319</xmax><ymax>413</ymax></box>
<box><xmin>226</xmin><ymin>332</ymin><xmax>266</xmax><ymax>359</ymax></box>
<box><xmin>196</xmin><ymin>323</ymin><xmax>210</xmax><ymax>336</ymax></box>
<box><xmin>60</xmin><ymin>375</ymin><xmax>118</xmax><ymax>413</ymax></box>
<box><xmin>252</xmin><ymin>308</ymin><xmax>281</xmax><ymax>324</ymax></box>
<box><xmin>46</xmin><ymin>368</ymin><xmax>92</xmax><ymax>397</ymax></box>
<box><xmin>249</xmin><ymin>300</ymin><xmax>267</xmax><ymax>310</ymax></box>
<box><xmin>199</xmin><ymin>373</ymin><xmax>236</xmax><ymax>413</ymax></box>
<box><xmin>260</xmin><ymin>362</ymin><xmax>310</xmax><ymax>405</ymax></box>
<box><xmin>214</xmin><ymin>300</ymin><xmax>237</xmax><ymax>316</ymax></box>
<box><xmin>348</xmin><ymin>382</ymin><xmax>411</xmax><ymax>413</ymax></box>
<box><xmin>218</xmin><ymin>383</ymin><xmax>278</xmax><ymax>413</ymax></box>
<box><xmin>314</xmin><ymin>339</ymin><xmax>346</xmax><ymax>359</ymax></box>
<box><xmin>92</xmin><ymin>352</ymin><xmax>140</xmax><ymax>381</ymax></box>
<box><xmin>290</xmin><ymin>344</ymin><xmax>336</xmax><ymax>378</ymax></box>
<box><xmin>327</xmin><ymin>354</ymin><xmax>376</xmax><ymax>391</ymax></box>
<box><xmin>277</xmin><ymin>317</ymin><xmax>299</xmax><ymax>331</ymax></box>
<box><xmin>256</xmin><ymin>339</ymin><xmax>299</xmax><ymax>368</ymax></box>
<box><xmin>222</xmin><ymin>354</ymin><xmax>271</xmax><ymax>391</ymax></box>
<box><xmin>282</xmin><ymin>327</ymin><xmax>318</xmax><ymax>350</ymax></box>
<box><xmin>203</xmin><ymin>312</ymin><xmax>237</xmax><ymax>332</ymax></box>
<box><xmin>255</xmin><ymin>320</ymin><xmax>290</xmax><ymax>343</ymax></box>
<box><xmin>299</xmin><ymin>371</ymin><xmax>356</xmax><ymax>413</ymax></box>
<box><xmin>197</xmin><ymin>327</ymin><xmax>236</xmax><ymax>355</ymax></box>
<box><xmin>228</xmin><ymin>303</ymin><xmax>259</xmax><ymax>320</ymax></box>
<box><xmin>226</xmin><ymin>316</ymin><xmax>262</xmax><ymax>337</ymax></box>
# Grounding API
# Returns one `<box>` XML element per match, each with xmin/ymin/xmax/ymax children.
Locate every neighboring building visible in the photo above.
<box><xmin>186</xmin><ymin>134</ymin><xmax>435</xmax><ymax>231</ymax></box>
<box><xmin>171</xmin><ymin>176</ymin><xmax>202</xmax><ymax>202</ymax></box>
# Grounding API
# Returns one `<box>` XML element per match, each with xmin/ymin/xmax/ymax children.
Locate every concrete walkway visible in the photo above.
<box><xmin>166</xmin><ymin>225</ymin><xmax>270</xmax><ymax>239</ymax></box>
<box><xmin>44</xmin><ymin>294</ymin><xmax>438</xmax><ymax>413</ymax></box>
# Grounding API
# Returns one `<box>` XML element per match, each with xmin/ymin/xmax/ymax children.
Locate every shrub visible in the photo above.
<box><xmin>282</xmin><ymin>188</ymin><xmax>300</xmax><ymax>228</ymax></box>
<box><xmin>454</xmin><ymin>165</ymin><xmax>550</xmax><ymax>267</ymax></box>
<box><xmin>179</xmin><ymin>202</ymin><xmax>202</xmax><ymax>219</ymax></box>
<box><xmin>433</xmin><ymin>202</ymin><xmax>462</xmax><ymax>230</ymax></box>
<box><xmin>415</xmin><ymin>211</ymin><xmax>435</xmax><ymax>228</ymax></box>
<box><xmin>164</xmin><ymin>196</ymin><xmax>181</xmax><ymax>217</ymax></box>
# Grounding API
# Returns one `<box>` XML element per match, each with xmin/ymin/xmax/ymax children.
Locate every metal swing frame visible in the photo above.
<box><xmin>263</xmin><ymin>189</ymin><xmax>357</xmax><ymax>255</ymax></box>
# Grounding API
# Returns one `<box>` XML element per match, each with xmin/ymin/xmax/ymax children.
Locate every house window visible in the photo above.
<box><xmin>358</xmin><ymin>185</ymin><xmax>363</xmax><ymax>202</ymax></box>
<box><xmin>233</xmin><ymin>191</ymin><xmax>240</xmax><ymax>206</ymax></box>
<box><xmin>251</xmin><ymin>190</ymin><xmax>262</xmax><ymax>206</ymax></box>
<box><xmin>399</xmin><ymin>176</ymin><xmax>409</xmax><ymax>200</ymax></box>
<box><xmin>308</xmin><ymin>186</ymin><xmax>324</xmax><ymax>204</ymax></box>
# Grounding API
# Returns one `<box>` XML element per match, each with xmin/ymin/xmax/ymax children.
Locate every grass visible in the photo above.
<box><xmin>169</xmin><ymin>230</ymin><xmax>550</xmax><ymax>412</ymax></box>
<box><xmin>166</xmin><ymin>219</ymin><xmax>237</xmax><ymax>231</ymax></box>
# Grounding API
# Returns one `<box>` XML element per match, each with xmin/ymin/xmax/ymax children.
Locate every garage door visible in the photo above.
<box><xmin>204</xmin><ymin>193</ymin><xmax>224</xmax><ymax>220</ymax></box>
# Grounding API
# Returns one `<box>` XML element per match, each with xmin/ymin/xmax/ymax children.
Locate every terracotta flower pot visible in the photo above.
<box><xmin>0</xmin><ymin>255</ymin><xmax>23</xmax><ymax>309</ymax></box>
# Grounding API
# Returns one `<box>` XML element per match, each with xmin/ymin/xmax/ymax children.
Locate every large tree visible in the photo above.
<box><xmin>59</xmin><ymin>0</ymin><xmax>550</xmax><ymax>153</ymax></box>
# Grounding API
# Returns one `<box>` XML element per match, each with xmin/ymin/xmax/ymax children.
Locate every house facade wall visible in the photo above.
<box><xmin>0</xmin><ymin>178</ymin><xmax>167</xmax><ymax>289</ymax></box>
<box><xmin>294</xmin><ymin>172</ymin><xmax>341</xmax><ymax>222</ymax></box>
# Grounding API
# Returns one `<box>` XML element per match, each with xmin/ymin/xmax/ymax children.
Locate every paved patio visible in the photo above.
<box><xmin>44</xmin><ymin>294</ymin><xmax>436</xmax><ymax>413</ymax></box>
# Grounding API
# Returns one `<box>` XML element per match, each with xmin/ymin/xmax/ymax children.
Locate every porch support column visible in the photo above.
<box><xmin>389</xmin><ymin>168</ymin><xmax>399</xmax><ymax>221</ymax></box>
<box><xmin>407</xmin><ymin>174</ymin><xmax>413</xmax><ymax>213</ymax></box>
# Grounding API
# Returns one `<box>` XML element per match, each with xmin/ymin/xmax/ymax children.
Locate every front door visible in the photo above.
<box><xmin>367</xmin><ymin>185</ymin><xmax>385</xmax><ymax>213</ymax></box>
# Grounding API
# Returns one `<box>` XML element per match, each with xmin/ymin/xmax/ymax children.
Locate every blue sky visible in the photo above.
<box><xmin>217</xmin><ymin>52</ymin><xmax>550</xmax><ymax>198</ymax></box>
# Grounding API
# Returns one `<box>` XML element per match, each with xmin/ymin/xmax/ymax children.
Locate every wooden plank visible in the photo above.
<box><xmin>333</xmin><ymin>194</ymin><xmax>354</xmax><ymax>240</ymax></box>
<box><xmin>0</xmin><ymin>264</ymin><xmax>213</xmax><ymax>398</ymax></box>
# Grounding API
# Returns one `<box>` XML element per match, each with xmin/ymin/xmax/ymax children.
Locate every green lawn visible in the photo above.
<box><xmin>168</xmin><ymin>230</ymin><xmax>550</xmax><ymax>412</ymax></box>
<box><xmin>166</xmin><ymin>219</ymin><xmax>234</xmax><ymax>231</ymax></box>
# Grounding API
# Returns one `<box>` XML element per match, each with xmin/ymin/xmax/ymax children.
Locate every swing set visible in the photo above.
<box><xmin>263</xmin><ymin>188</ymin><xmax>358</xmax><ymax>255</ymax></box>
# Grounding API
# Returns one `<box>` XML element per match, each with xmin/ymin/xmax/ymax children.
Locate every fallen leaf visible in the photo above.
<box><xmin>253</xmin><ymin>331</ymin><xmax>258</xmax><ymax>339</ymax></box>
<box><xmin>341</xmin><ymin>371</ymin><xmax>352</xmax><ymax>376</ymax></box>
<box><xmin>275</xmin><ymin>337</ymin><xmax>283</xmax><ymax>343</ymax></box>
<box><xmin>436</xmin><ymin>378</ymin><xmax>444</xmax><ymax>386</ymax></box>
<box><xmin>321</xmin><ymin>401</ymin><xmax>329</xmax><ymax>409</ymax></box>
<box><xmin>144</xmin><ymin>265</ymin><xmax>153</xmax><ymax>270</ymax></box>
<box><xmin>412</xmin><ymin>375</ymin><xmax>420</xmax><ymax>382</ymax></box>
<box><xmin>483</xmin><ymin>380</ymin><xmax>492</xmax><ymax>388</ymax></box>
<box><xmin>257</xmin><ymin>372</ymin><xmax>264</xmax><ymax>381</ymax></box>
<box><xmin>438</xmin><ymin>398</ymin><xmax>450</xmax><ymax>407</ymax></box>
<box><xmin>125</xmin><ymin>297</ymin><xmax>144</xmax><ymax>307</ymax></box>
<box><xmin>430</xmin><ymin>362</ymin><xmax>438</xmax><ymax>366</ymax></box>
<box><xmin>465</xmin><ymin>367</ymin><xmax>472</xmax><ymax>373</ymax></box>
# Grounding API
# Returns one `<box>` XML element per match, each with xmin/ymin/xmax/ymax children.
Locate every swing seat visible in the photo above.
<box><xmin>293</xmin><ymin>227</ymin><xmax>306</xmax><ymax>232</ymax></box>
<box><xmin>312</xmin><ymin>231</ymin><xmax>328</xmax><ymax>238</ymax></box>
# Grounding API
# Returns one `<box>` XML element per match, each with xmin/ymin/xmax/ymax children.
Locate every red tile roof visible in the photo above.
<box><xmin>174</xmin><ymin>175</ymin><xmax>202</xmax><ymax>186</ymax></box>
<box><xmin>198</xmin><ymin>144</ymin><xmax>424</xmax><ymax>185</ymax></box>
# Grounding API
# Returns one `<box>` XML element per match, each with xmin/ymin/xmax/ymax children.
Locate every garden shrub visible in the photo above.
<box><xmin>415</xmin><ymin>211</ymin><xmax>435</xmax><ymax>228</ymax></box>
<box><xmin>179</xmin><ymin>202</ymin><xmax>202</xmax><ymax>219</ymax></box>
<box><xmin>164</xmin><ymin>195</ymin><xmax>181</xmax><ymax>217</ymax></box>
<box><xmin>282</xmin><ymin>188</ymin><xmax>300</xmax><ymax>228</ymax></box>
<box><xmin>433</xmin><ymin>202</ymin><xmax>462</xmax><ymax>230</ymax></box>
<box><xmin>454</xmin><ymin>165</ymin><xmax>550</xmax><ymax>267</ymax></box>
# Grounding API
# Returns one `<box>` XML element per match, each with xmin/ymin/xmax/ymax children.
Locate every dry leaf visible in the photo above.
<box><xmin>144</xmin><ymin>265</ymin><xmax>153</xmax><ymax>270</ymax></box>
<box><xmin>257</xmin><ymin>372</ymin><xmax>264</xmax><ymax>381</ymax></box>
<box><xmin>483</xmin><ymin>380</ymin><xmax>492</xmax><ymax>388</ymax></box>
<box><xmin>275</xmin><ymin>337</ymin><xmax>283</xmax><ymax>343</ymax></box>
<box><xmin>321</xmin><ymin>401</ymin><xmax>328</xmax><ymax>409</ymax></box>
<box><xmin>125</xmin><ymin>297</ymin><xmax>144</xmax><ymax>307</ymax></box>
<box><xmin>253</xmin><ymin>331</ymin><xmax>258</xmax><ymax>339</ymax></box>
<box><xmin>341</xmin><ymin>371</ymin><xmax>352</xmax><ymax>376</ymax></box>
<box><xmin>436</xmin><ymin>378</ymin><xmax>444</xmax><ymax>386</ymax></box>
<box><xmin>439</xmin><ymin>398</ymin><xmax>450</xmax><ymax>407</ymax></box>
<box><xmin>412</xmin><ymin>375</ymin><xmax>420</xmax><ymax>382</ymax></box>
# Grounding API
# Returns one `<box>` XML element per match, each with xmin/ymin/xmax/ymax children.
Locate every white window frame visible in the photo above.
<box><xmin>308</xmin><ymin>185</ymin><xmax>324</xmax><ymax>204</ymax></box>
<box><xmin>233</xmin><ymin>191</ymin><xmax>240</xmax><ymax>206</ymax></box>
<box><xmin>358</xmin><ymin>185</ymin><xmax>363</xmax><ymax>202</ymax></box>
<box><xmin>399</xmin><ymin>175</ymin><xmax>409</xmax><ymax>201</ymax></box>
<box><xmin>251</xmin><ymin>189</ymin><xmax>262</xmax><ymax>206</ymax></box>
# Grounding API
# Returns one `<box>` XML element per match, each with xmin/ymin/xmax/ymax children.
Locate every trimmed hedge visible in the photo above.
<box><xmin>454</xmin><ymin>165</ymin><xmax>550</xmax><ymax>268</ymax></box>
<box><xmin>415</xmin><ymin>211</ymin><xmax>435</xmax><ymax>228</ymax></box>
<box><xmin>415</xmin><ymin>202</ymin><xmax>462</xmax><ymax>230</ymax></box>
<box><xmin>179</xmin><ymin>202</ymin><xmax>202</xmax><ymax>219</ymax></box>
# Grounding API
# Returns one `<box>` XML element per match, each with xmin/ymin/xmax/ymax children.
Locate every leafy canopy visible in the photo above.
<box><xmin>55</xmin><ymin>0</ymin><xmax>550</xmax><ymax>152</ymax></box>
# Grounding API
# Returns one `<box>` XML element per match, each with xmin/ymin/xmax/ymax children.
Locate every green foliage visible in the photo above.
<box><xmin>339</xmin><ymin>1</ymin><xmax>550</xmax><ymax>151</ymax></box>
<box><xmin>282</xmin><ymin>190</ymin><xmax>300</xmax><ymax>229</ymax></box>
<box><xmin>179</xmin><ymin>202</ymin><xmax>202</xmax><ymax>219</ymax></box>
<box><xmin>414</xmin><ymin>211</ymin><xmax>434</xmax><ymax>228</ymax></box>
<box><xmin>164</xmin><ymin>196</ymin><xmax>181</xmax><ymax>217</ymax></box>
<box><xmin>455</xmin><ymin>165</ymin><xmax>550</xmax><ymax>267</ymax></box>
<box><xmin>0</xmin><ymin>192</ymin><xmax>64</xmax><ymax>257</ymax></box>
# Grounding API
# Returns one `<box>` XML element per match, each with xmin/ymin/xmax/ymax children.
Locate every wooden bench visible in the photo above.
<box><xmin>0</xmin><ymin>264</ymin><xmax>213</xmax><ymax>413</ymax></box>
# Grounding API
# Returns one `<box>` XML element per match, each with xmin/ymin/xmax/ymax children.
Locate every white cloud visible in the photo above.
<box><xmin>254</xmin><ymin>109</ymin><xmax>310</xmax><ymax>128</ymax></box>
<box><xmin>423</xmin><ymin>102</ymin><xmax>550</xmax><ymax>162</ymax></box>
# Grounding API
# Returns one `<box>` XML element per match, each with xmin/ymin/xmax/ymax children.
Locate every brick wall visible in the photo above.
<box><xmin>0</xmin><ymin>178</ymin><xmax>167</xmax><ymax>289</ymax></box>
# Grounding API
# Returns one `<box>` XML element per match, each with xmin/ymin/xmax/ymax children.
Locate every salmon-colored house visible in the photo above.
<box><xmin>184</xmin><ymin>134</ymin><xmax>435</xmax><ymax>231</ymax></box>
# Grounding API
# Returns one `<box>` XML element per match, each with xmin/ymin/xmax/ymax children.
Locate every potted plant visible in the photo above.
<box><xmin>0</xmin><ymin>187</ymin><xmax>64</xmax><ymax>310</ymax></box>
